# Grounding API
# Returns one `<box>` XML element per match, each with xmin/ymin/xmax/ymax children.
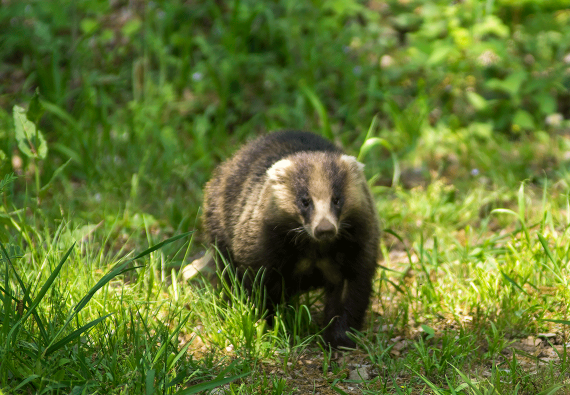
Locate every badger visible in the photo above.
<box><xmin>202</xmin><ymin>130</ymin><xmax>380</xmax><ymax>348</ymax></box>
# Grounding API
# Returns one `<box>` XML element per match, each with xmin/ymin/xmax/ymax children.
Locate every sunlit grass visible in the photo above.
<box><xmin>2</xmin><ymin>0</ymin><xmax>570</xmax><ymax>393</ymax></box>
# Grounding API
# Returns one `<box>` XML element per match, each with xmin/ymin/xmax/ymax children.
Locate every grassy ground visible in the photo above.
<box><xmin>2</xmin><ymin>0</ymin><xmax>570</xmax><ymax>393</ymax></box>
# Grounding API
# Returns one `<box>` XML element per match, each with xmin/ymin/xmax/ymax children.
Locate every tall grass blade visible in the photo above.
<box><xmin>536</xmin><ymin>385</ymin><xmax>564</xmax><ymax>395</ymax></box>
<box><xmin>167</xmin><ymin>340</ymin><xmax>193</xmax><ymax>372</ymax></box>
<box><xmin>383</xmin><ymin>229</ymin><xmax>413</xmax><ymax>265</ymax></box>
<box><xmin>331</xmin><ymin>384</ymin><xmax>350</xmax><ymax>395</ymax></box>
<box><xmin>299</xmin><ymin>82</ymin><xmax>332</xmax><ymax>140</ymax></box>
<box><xmin>6</xmin><ymin>243</ymin><xmax>75</xmax><ymax>343</ymax></box>
<box><xmin>12</xmin><ymin>375</ymin><xmax>42</xmax><ymax>392</ymax></box>
<box><xmin>74</xmin><ymin>232</ymin><xmax>192</xmax><ymax>313</ymax></box>
<box><xmin>411</xmin><ymin>368</ymin><xmax>446</xmax><ymax>394</ymax></box>
<box><xmin>43</xmin><ymin>313</ymin><xmax>112</xmax><ymax>356</ymax></box>
<box><xmin>364</xmin><ymin>114</ymin><xmax>378</xmax><ymax>141</ymax></box>
<box><xmin>357</xmin><ymin>114</ymin><xmax>393</xmax><ymax>162</ymax></box>
<box><xmin>2</xmin><ymin>246</ymin><xmax>13</xmax><ymax>341</ymax></box>
<box><xmin>538</xmin><ymin>234</ymin><xmax>557</xmax><ymax>266</ymax></box>
<box><xmin>146</xmin><ymin>368</ymin><xmax>156</xmax><ymax>395</ymax></box>
<box><xmin>74</xmin><ymin>262</ymin><xmax>140</xmax><ymax>313</ymax></box>
<box><xmin>41</xmin><ymin>99</ymin><xmax>82</xmax><ymax>133</ymax></box>
<box><xmin>541</xmin><ymin>319</ymin><xmax>570</xmax><ymax>326</ymax></box>
<box><xmin>517</xmin><ymin>182</ymin><xmax>530</xmax><ymax>242</ymax></box>
<box><xmin>152</xmin><ymin>312</ymin><xmax>191</xmax><ymax>365</ymax></box>
<box><xmin>132</xmin><ymin>231</ymin><xmax>193</xmax><ymax>261</ymax></box>
<box><xmin>452</xmin><ymin>366</ymin><xmax>485</xmax><ymax>395</ymax></box>
<box><xmin>500</xmin><ymin>270</ymin><xmax>528</xmax><ymax>294</ymax></box>
<box><xmin>491</xmin><ymin>208</ymin><xmax>518</xmax><ymax>217</ymax></box>
<box><xmin>175</xmin><ymin>372</ymin><xmax>250</xmax><ymax>395</ymax></box>
<box><xmin>390</xmin><ymin>151</ymin><xmax>401</xmax><ymax>186</ymax></box>
<box><xmin>491</xmin><ymin>208</ymin><xmax>530</xmax><ymax>241</ymax></box>
<box><xmin>357</xmin><ymin>137</ymin><xmax>392</xmax><ymax>162</ymax></box>
<box><xmin>39</xmin><ymin>158</ymin><xmax>72</xmax><ymax>194</ymax></box>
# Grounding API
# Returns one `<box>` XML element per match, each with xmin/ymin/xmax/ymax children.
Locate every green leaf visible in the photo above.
<box><xmin>537</xmin><ymin>92</ymin><xmax>557</xmax><ymax>115</ymax></box>
<box><xmin>421</xmin><ymin>324</ymin><xmax>435</xmax><ymax>339</ymax></box>
<box><xmin>122</xmin><ymin>18</ymin><xmax>142</xmax><ymax>37</ymax></box>
<box><xmin>391</xmin><ymin>13</ymin><xmax>422</xmax><ymax>31</ymax></box>
<box><xmin>466</xmin><ymin>91</ymin><xmax>488</xmax><ymax>111</ymax></box>
<box><xmin>473</xmin><ymin>15</ymin><xmax>510</xmax><ymax>39</ymax></box>
<box><xmin>27</xmin><ymin>88</ymin><xmax>44</xmax><ymax>125</ymax></box>
<box><xmin>485</xmin><ymin>71</ymin><xmax>526</xmax><ymax>97</ymax></box>
<box><xmin>512</xmin><ymin>109</ymin><xmax>535</xmax><ymax>130</ymax></box>
<box><xmin>13</xmin><ymin>105</ymin><xmax>48</xmax><ymax>159</ymax></box>
<box><xmin>80</xmin><ymin>18</ymin><xmax>99</xmax><ymax>35</ymax></box>
<box><xmin>323</xmin><ymin>0</ymin><xmax>364</xmax><ymax>17</ymax></box>
<box><xmin>427</xmin><ymin>45</ymin><xmax>453</xmax><ymax>66</ymax></box>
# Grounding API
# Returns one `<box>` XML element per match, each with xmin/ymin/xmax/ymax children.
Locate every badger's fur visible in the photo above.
<box><xmin>202</xmin><ymin>131</ymin><xmax>380</xmax><ymax>348</ymax></box>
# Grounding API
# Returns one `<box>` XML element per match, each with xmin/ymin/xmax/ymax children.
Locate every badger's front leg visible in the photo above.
<box><xmin>322</xmin><ymin>264</ymin><xmax>374</xmax><ymax>348</ymax></box>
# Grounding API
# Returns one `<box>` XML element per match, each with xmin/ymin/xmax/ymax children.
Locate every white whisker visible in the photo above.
<box><xmin>287</xmin><ymin>225</ymin><xmax>308</xmax><ymax>245</ymax></box>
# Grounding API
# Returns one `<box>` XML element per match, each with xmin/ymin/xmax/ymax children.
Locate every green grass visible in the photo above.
<box><xmin>2</xmin><ymin>0</ymin><xmax>570</xmax><ymax>393</ymax></box>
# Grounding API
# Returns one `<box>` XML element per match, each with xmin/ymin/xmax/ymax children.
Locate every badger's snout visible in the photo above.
<box><xmin>314</xmin><ymin>218</ymin><xmax>337</xmax><ymax>240</ymax></box>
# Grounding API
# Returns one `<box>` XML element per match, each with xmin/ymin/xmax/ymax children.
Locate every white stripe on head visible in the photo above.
<box><xmin>267</xmin><ymin>159</ymin><xmax>292</xmax><ymax>181</ymax></box>
<box><xmin>311</xmin><ymin>198</ymin><xmax>337</xmax><ymax>235</ymax></box>
<box><xmin>266</xmin><ymin>158</ymin><xmax>300</xmax><ymax>218</ymax></box>
<box><xmin>267</xmin><ymin>158</ymin><xmax>292</xmax><ymax>200</ymax></box>
<box><xmin>307</xmin><ymin>159</ymin><xmax>339</xmax><ymax>239</ymax></box>
<box><xmin>340</xmin><ymin>155</ymin><xmax>365</xmax><ymax>172</ymax></box>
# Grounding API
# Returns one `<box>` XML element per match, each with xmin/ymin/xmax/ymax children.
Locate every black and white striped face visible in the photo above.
<box><xmin>267</xmin><ymin>152</ymin><xmax>365</xmax><ymax>243</ymax></box>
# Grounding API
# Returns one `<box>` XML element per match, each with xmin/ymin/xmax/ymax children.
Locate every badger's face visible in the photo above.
<box><xmin>267</xmin><ymin>152</ymin><xmax>365</xmax><ymax>243</ymax></box>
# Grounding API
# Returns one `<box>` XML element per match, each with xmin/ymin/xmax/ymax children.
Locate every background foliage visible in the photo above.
<box><xmin>1</xmin><ymin>0</ymin><xmax>570</xmax><ymax>224</ymax></box>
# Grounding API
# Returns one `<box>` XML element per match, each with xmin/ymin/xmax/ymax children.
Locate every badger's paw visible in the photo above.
<box><xmin>323</xmin><ymin>325</ymin><xmax>357</xmax><ymax>350</ymax></box>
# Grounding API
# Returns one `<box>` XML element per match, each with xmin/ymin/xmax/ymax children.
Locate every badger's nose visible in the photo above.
<box><xmin>314</xmin><ymin>219</ymin><xmax>337</xmax><ymax>240</ymax></box>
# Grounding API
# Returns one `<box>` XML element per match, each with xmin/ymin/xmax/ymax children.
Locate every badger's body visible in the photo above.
<box><xmin>202</xmin><ymin>131</ymin><xmax>380</xmax><ymax>348</ymax></box>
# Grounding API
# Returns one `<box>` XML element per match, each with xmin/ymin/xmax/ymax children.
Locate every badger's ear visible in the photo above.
<box><xmin>340</xmin><ymin>155</ymin><xmax>365</xmax><ymax>172</ymax></box>
<box><xmin>267</xmin><ymin>159</ymin><xmax>292</xmax><ymax>181</ymax></box>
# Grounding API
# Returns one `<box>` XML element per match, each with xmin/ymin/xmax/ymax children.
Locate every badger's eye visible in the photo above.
<box><xmin>300</xmin><ymin>197</ymin><xmax>311</xmax><ymax>208</ymax></box>
<box><xmin>332</xmin><ymin>196</ymin><xmax>341</xmax><ymax>207</ymax></box>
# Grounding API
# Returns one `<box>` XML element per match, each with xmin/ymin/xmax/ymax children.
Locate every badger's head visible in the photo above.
<box><xmin>266</xmin><ymin>152</ymin><xmax>366</xmax><ymax>243</ymax></box>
